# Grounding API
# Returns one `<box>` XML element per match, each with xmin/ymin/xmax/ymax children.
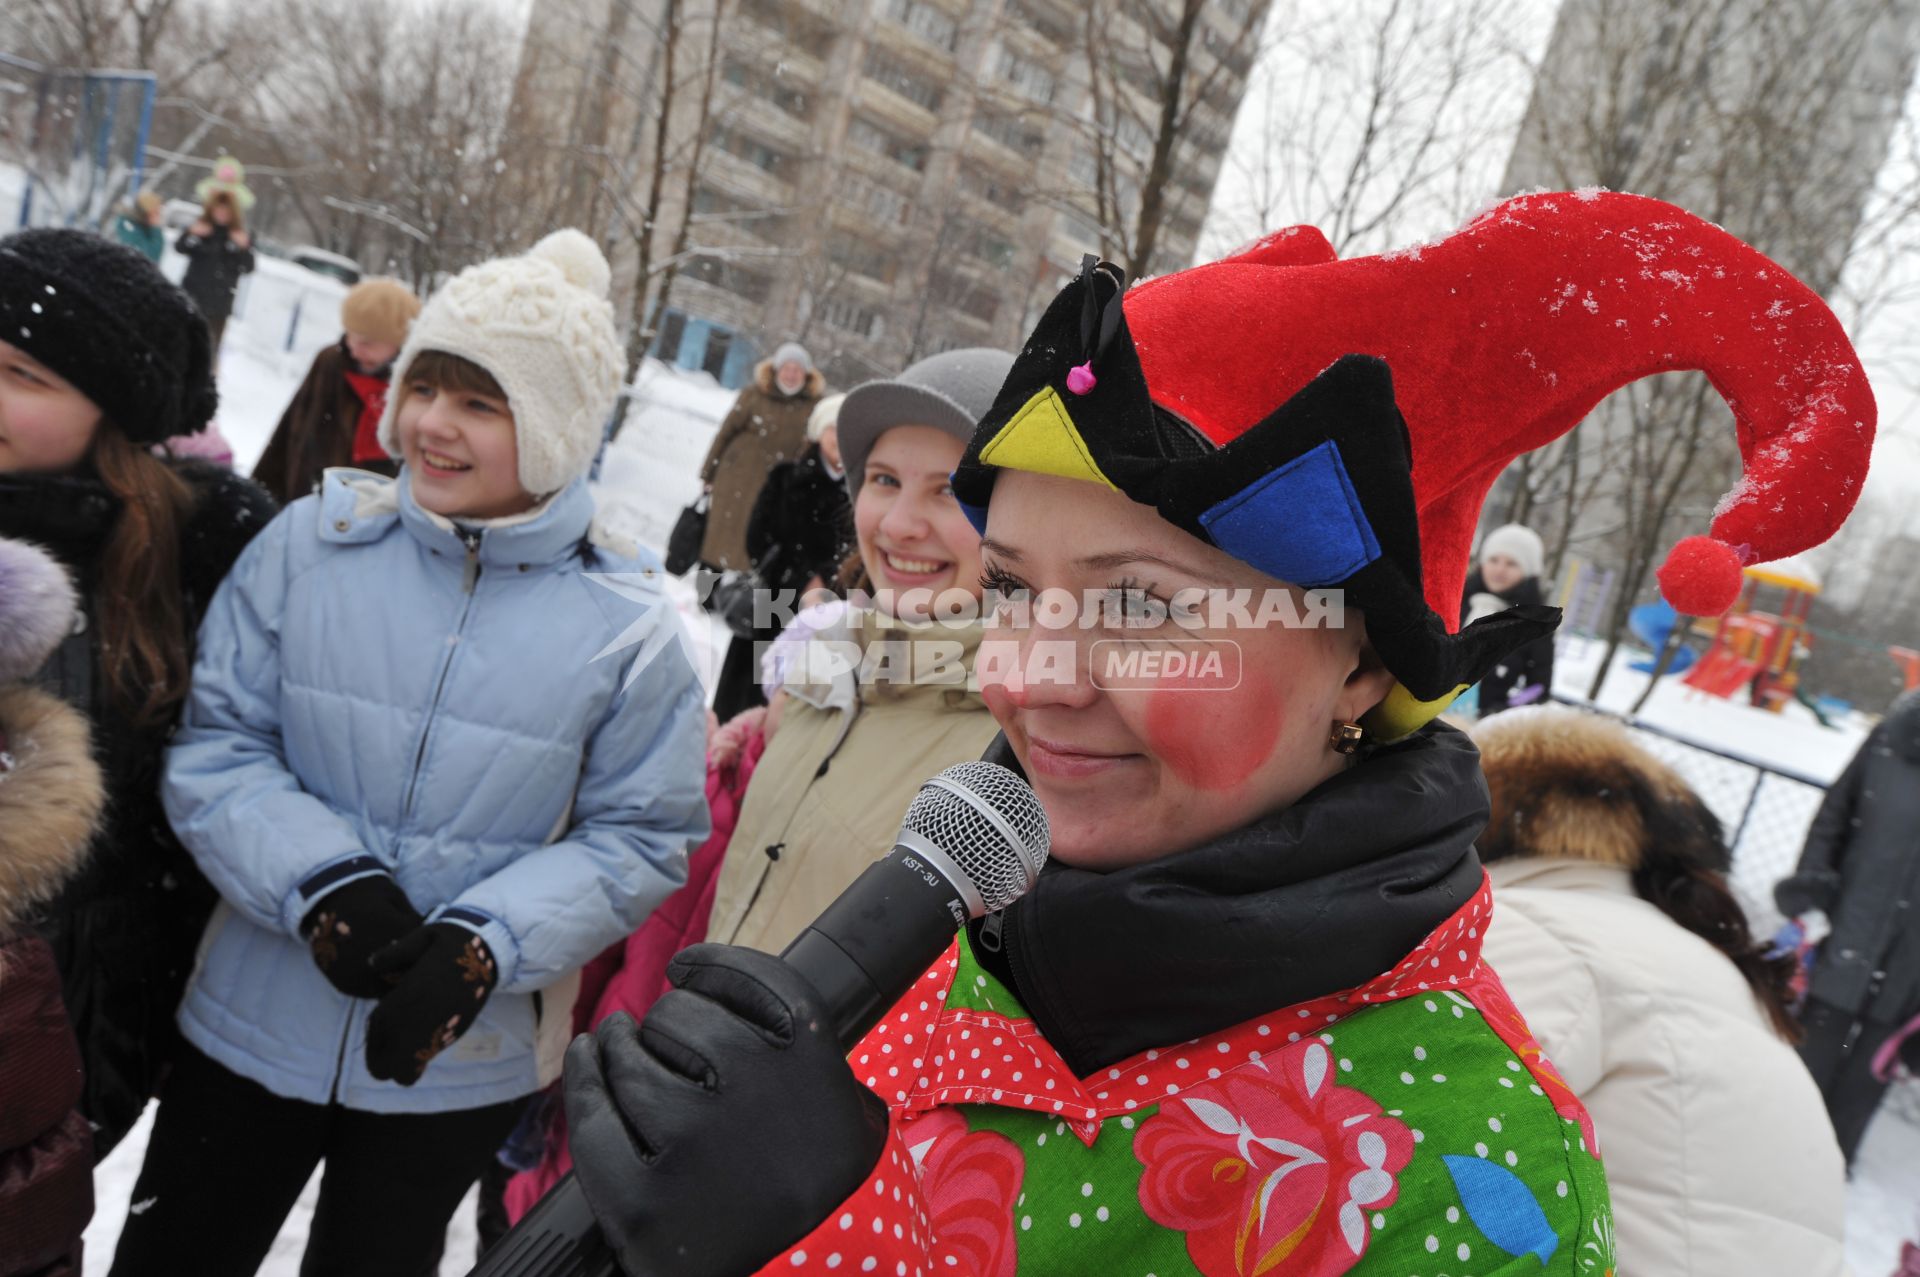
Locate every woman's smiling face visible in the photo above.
<box><xmin>977</xmin><ymin>470</ymin><xmax>1395</xmax><ymax>870</ymax></box>
<box><xmin>854</xmin><ymin>424</ymin><xmax>984</xmax><ymax>621</ymax></box>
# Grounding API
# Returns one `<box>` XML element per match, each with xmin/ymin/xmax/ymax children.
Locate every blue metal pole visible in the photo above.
<box><xmin>286</xmin><ymin>295</ymin><xmax>303</xmax><ymax>353</ymax></box>
<box><xmin>16</xmin><ymin>68</ymin><xmax>51</xmax><ymax>228</ymax></box>
<box><xmin>128</xmin><ymin>76</ymin><xmax>156</xmax><ymax>200</ymax></box>
<box><xmin>92</xmin><ymin>79</ymin><xmax>120</xmax><ymax>224</ymax></box>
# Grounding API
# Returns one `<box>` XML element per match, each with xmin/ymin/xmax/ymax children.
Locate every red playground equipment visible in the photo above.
<box><xmin>1894</xmin><ymin>646</ymin><xmax>1920</xmax><ymax>693</ymax></box>
<box><xmin>1683</xmin><ymin>556</ymin><xmax>1821</xmax><ymax>711</ymax></box>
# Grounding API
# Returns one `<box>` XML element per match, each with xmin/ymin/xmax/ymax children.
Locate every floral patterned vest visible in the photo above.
<box><xmin>762</xmin><ymin>876</ymin><xmax>1615</xmax><ymax>1276</ymax></box>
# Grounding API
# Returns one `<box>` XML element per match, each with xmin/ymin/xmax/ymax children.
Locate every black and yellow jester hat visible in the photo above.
<box><xmin>953</xmin><ymin>191</ymin><xmax>1876</xmax><ymax>740</ymax></box>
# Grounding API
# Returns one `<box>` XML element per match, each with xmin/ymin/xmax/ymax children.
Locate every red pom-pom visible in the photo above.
<box><xmin>1656</xmin><ymin>536</ymin><xmax>1745</xmax><ymax>616</ymax></box>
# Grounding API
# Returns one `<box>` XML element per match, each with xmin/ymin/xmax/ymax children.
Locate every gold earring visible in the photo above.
<box><xmin>1330</xmin><ymin>721</ymin><xmax>1365</xmax><ymax>755</ymax></box>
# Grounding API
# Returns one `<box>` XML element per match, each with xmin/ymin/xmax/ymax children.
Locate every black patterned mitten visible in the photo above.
<box><xmin>364</xmin><ymin>923</ymin><xmax>498</xmax><ymax>1085</ymax></box>
<box><xmin>301</xmin><ymin>874</ymin><xmax>425</xmax><ymax>999</ymax></box>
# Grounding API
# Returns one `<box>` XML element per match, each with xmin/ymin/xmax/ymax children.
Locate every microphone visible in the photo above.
<box><xmin>468</xmin><ymin>761</ymin><xmax>1050</xmax><ymax>1277</ymax></box>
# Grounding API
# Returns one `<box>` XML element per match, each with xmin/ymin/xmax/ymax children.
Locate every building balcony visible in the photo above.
<box><xmin>715</xmin><ymin>83</ymin><xmax>817</xmax><ymax>153</ymax></box>
<box><xmin>704</xmin><ymin>148</ymin><xmax>796</xmax><ymax>207</ymax></box>
<box><xmin>839</xmin><ymin>140</ymin><xmax>929</xmax><ymax>190</ymax></box>
<box><xmin>854</xmin><ymin>79</ymin><xmax>941</xmax><ymax>140</ymax></box>
<box><xmin>871</xmin><ymin>11</ymin><xmax>960</xmax><ymax>64</ymax></box>
<box><xmin>962</xmin><ymin>114</ymin><xmax>1049</xmax><ymax>170</ymax></box>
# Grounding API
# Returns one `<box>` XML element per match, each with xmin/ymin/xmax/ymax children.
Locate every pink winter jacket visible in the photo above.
<box><xmin>503</xmin><ymin>727</ymin><xmax>767</xmax><ymax>1222</ymax></box>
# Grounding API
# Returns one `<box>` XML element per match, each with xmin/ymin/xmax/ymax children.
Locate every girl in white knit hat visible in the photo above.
<box><xmin>110</xmin><ymin>232</ymin><xmax>712</xmax><ymax>1277</ymax></box>
<box><xmin>1460</xmin><ymin>522</ymin><xmax>1556</xmax><ymax>716</ymax></box>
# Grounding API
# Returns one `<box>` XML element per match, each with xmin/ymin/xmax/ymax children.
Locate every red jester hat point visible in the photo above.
<box><xmin>1129</xmin><ymin>190</ymin><xmax>1875</xmax><ymax>620</ymax></box>
<box><xmin>955</xmin><ymin>190</ymin><xmax>1874</xmax><ymax>734</ymax></box>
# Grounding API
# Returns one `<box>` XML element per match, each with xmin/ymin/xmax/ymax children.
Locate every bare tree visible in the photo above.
<box><xmin>1</xmin><ymin>0</ymin><xmax>288</xmax><ymax>224</ymax></box>
<box><xmin>1207</xmin><ymin>0</ymin><xmax>1531</xmax><ymax>258</ymax></box>
<box><xmin>1494</xmin><ymin>0</ymin><xmax>1920</xmax><ymax>699</ymax></box>
<box><xmin>246</xmin><ymin>0</ymin><xmax>537</xmax><ymax>281</ymax></box>
<box><xmin>1071</xmin><ymin>0</ymin><xmax>1268</xmax><ymax>278</ymax></box>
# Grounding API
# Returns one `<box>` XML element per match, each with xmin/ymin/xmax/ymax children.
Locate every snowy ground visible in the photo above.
<box><xmin>78</xmin><ymin>289</ymin><xmax>1920</xmax><ymax>1273</ymax></box>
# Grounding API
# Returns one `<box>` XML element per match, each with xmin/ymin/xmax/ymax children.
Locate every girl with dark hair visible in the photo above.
<box><xmin>0</xmin><ymin>227</ymin><xmax>278</xmax><ymax>1161</ymax></box>
<box><xmin>1475</xmin><ymin>705</ymin><xmax>1845</xmax><ymax>1276</ymax></box>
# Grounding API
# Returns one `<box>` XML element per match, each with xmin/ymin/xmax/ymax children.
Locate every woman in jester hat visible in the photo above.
<box><xmin>560</xmin><ymin>189</ymin><xmax>1876</xmax><ymax>1277</ymax></box>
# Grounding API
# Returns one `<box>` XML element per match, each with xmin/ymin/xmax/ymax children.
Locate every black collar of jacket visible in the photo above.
<box><xmin>0</xmin><ymin>460</ymin><xmax>275</xmax><ymax>604</ymax></box>
<box><xmin>968</xmin><ymin>722</ymin><xmax>1489</xmax><ymax>1076</ymax></box>
<box><xmin>0</xmin><ymin>469</ymin><xmax>120</xmax><ymax>570</ymax></box>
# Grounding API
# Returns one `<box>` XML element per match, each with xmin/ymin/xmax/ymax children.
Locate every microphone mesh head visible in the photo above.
<box><xmin>903</xmin><ymin>762</ymin><xmax>1051</xmax><ymax>915</ymax></box>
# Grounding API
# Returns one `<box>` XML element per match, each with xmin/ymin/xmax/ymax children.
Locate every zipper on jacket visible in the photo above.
<box><xmin>326</xmin><ymin>1001</ymin><xmax>354</xmax><ymax>1104</ymax></box>
<box><xmin>978</xmin><ymin>911</ymin><xmax>1006</xmax><ymax>953</ymax></box>
<box><xmin>459</xmin><ymin>530</ymin><xmax>482</xmax><ymax>595</ymax></box>
<box><xmin>330</xmin><ymin>530</ymin><xmax>482</xmax><ymax>1099</ymax></box>
<box><xmin>402</xmin><ymin>530</ymin><xmax>484</xmax><ymax>819</ymax></box>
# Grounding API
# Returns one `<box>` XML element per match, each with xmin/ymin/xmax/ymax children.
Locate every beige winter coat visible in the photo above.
<box><xmin>698</xmin><ymin>361</ymin><xmax>826</xmax><ymax>571</ymax></box>
<box><xmin>707</xmin><ymin>609</ymin><xmax>999</xmax><ymax>954</ymax></box>
<box><xmin>1484</xmin><ymin>858</ymin><xmax>1846</xmax><ymax>1277</ymax></box>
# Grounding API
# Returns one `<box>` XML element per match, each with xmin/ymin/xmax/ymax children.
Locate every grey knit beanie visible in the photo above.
<box><xmin>836</xmin><ymin>347</ymin><xmax>1015</xmax><ymax>501</ymax></box>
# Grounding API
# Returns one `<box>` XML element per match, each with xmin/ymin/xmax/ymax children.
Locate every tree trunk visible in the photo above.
<box><xmin>639</xmin><ymin>0</ymin><xmax>727</xmax><ymax>363</ymax></box>
<box><xmin>1627</xmin><ymin>613</ymin><xmax>1689</xmax><ymax>715</ymax></box>
<box><xmin>624</xmin><ymin>0</ymin><xmax>682</xmax><ymax>376</ymax></box>
<box><xmin>1127</xmin><ymin>0</ymin><xmax>1204</xmax><ymax>280</ymax></box>
<box><xmin>567</xmin><ymin>0</ymin><xmax>636</xmax><ymax>233</ymax></box>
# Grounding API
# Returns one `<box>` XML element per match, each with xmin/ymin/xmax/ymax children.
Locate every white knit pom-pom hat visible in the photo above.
<box><xmin>378</xmin><ymin>229</ymin><xmax>624</xmax><ymax>495</ymax></box>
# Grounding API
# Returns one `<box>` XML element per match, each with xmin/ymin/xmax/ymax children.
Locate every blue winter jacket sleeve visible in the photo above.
<box><xmin>437</xmin><ymin>621</ymin><xmax>712</xmax><ymax>995</ymax></box>
<box><xmin>163</xmin><ymin>511</ymin><xmax>373</xmax><ymax>937</ymax></box>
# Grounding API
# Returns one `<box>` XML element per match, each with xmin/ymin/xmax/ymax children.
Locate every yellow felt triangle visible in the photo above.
<box><xmin>979</xmin><ymin>387</ymin><xmax>1118</xmax><ymax>490</ymax></box>
<box><xmin>1362</xmin><ymin>681</ymin><xmax>1471</xmax><ymax>743</ymax></box>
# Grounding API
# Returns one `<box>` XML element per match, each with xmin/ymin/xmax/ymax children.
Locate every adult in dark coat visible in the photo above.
<box><xmin>1461</xmin><ymin>522</ymin><xmax>1556</xmax><ymax>715</ymax></box>
<box><xmin>0</xmin><ymin>227</ymin><xmax>280</xmax><ymax>1161</ymax></box>
<box><xmin>707</xmin><ymin>393</ymin><xmax>855</xmax><ymax>722</ymax></box>
<box><xmin>175</xmin><ymin>189</ymin><xmax>255</xmax><ymax>350</ymax></box>
<box><xmin>0</xmin><ymin>537</ymin><xmax>107</xmax><ymax>1277</ymax></box>
<box><xmin>1777</xmin><ymin>689</ymin><xmax>1920</xmax><ymax>1163</ymax></box>
<box><xmin>746</xmin><ymin>390</ymin><xmax>852</xmax><ymax>603</ymax></box>
<box><xmin>250</xmin><ymin>279</ymin><xmax>419</xmax><ymax>504</ymax></box>
<box><xmin>697</xmin><ymin>342</ymin><xmax>826</xmax><ymax>571</ymax></box>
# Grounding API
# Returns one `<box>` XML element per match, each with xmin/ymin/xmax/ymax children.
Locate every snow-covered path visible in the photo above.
<box><xmin>76</xmin><ymin>283</ymin><xmax>1920</xmax><ymax>1274</ymax></box>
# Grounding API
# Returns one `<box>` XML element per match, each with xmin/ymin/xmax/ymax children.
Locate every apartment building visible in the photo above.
<box><xmin>512</xmin><ymin>0</ymin><xmax>1265</xmax><ymax>387</ymax></box>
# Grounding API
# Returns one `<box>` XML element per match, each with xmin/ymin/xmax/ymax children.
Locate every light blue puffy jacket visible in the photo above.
<box><xmin>164</xmin><ymin>468</ymin><xmax>710</xmax><ymax>1113</ymax></box>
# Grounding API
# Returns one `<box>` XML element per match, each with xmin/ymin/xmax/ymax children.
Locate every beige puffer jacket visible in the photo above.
<box><xmin>1485</xmin><ymin>858</ymin><xmax>1846</xmax><ymax>1276</ymax></box>
<box><xmin>707</xmin><ymin>607</ymin><xmax>1000</xmax><ymax>954</ymax></box>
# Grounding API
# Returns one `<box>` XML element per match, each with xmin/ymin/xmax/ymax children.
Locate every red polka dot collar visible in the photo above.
<box><xmin>853</xmin><ymin>871</ymin><xmax>1495</xmax><ymax>1148</ymax></box>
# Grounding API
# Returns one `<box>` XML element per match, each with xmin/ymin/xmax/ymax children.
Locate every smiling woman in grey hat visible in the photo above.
<box><xmin>702</xmin><ymin>347</ymin><xmax>1015</xmax><ymax>956</ymax></box>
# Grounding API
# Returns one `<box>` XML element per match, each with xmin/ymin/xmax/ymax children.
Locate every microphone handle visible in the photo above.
<box><xmin>779</xmin><ymin>841</ymin><xmax>977</xmax><ymax>1045</ymax></box>
<box><xmin>468</xmin><ymin>843</ymin><xmax>974</xmax><ymax>1277</ymax></box>
<box><xmin>465</xmin><ymin>1169</ymin><xmax>616</xmax><ymax>1277</ymax></box>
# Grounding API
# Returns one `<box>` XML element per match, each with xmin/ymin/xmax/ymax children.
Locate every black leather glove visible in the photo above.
<box><xmin>301</xmin><ymin>874</ymin><xmax>424</xmax><ymax>999</ymax></box>
<box><xmin>364</xmin><ymin>923</ymin><xmax>498</xmax><ymax>1085</ymax></box>
<box><xmin>1774</xmin><ymin>869</ymin><xmax>1841</xmax><ymax>918</ymax></box>
<box><xmin>564</xmin><ymin>944</ymin><xmax>889</xmax><ymax>1277</ymax></box>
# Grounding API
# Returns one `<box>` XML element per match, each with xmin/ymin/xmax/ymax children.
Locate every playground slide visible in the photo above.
<box><xmin>1683</xmin><ymin>647</ymin><xmax>1763</xmax><ymax>698</ymax></box>
<box><xmin>1627</xmin><ymin>600</ymin><xmax>1698</xmax><ymax>675</ymax></box>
